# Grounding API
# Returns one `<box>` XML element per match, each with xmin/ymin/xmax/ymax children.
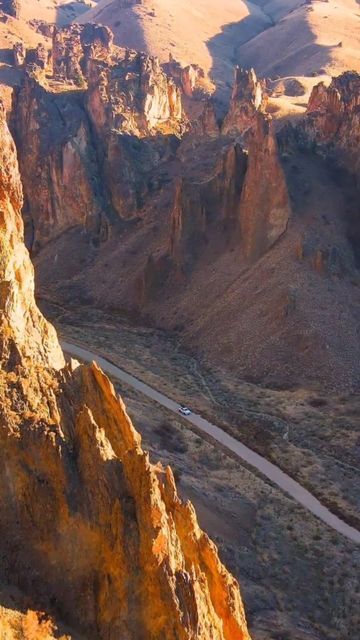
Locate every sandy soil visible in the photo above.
<box><xmin>19</xmin><ymin>0</ymin><xmax>95</xmax><ymax>25</ymax></box>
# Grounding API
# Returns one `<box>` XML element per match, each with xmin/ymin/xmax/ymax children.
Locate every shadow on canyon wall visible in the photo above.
<box><xmin>56</xmin><ymin>1</ymin><xmax>94</xmax><ymax>26</ymax></box>
<box><xmin>207</xmin><ymin>1</ymin><xmax>335</xmax><ymax>103</ymax></box>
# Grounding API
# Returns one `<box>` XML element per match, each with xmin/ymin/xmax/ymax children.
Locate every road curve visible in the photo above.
<box><xmin>61</xmin><ymin>340</ymin><xmax>360</xmax><ymax>545</ymax></box>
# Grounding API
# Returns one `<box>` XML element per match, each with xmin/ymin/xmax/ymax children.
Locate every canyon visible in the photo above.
<box><xmin>0</xmin><ymin>2</ymin><xmax>359</xmax><ymax>640</ymax></box>
<box><xmin>0</xmin><ymin>99</ymin><xmax>250</xmax><ymax>639</ymax></box>
<box><xmin>6</xmin><ymin>20</ymin><xmax>358</xmax><ymax>391</ymax></box>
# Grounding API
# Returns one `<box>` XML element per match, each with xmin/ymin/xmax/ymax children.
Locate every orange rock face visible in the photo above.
<box><xmin>0</xmin><ymin>101</ymin><xmax>251</xmax><ymax>640</ymax></box>
<box><xmin>170</xmin><ymin>144</ymin><xmax>247</xmax><ymax>266</ymax></box>
<box><xmin>239</xmin><ymin>113</ymin><xmax>290</xmax><ymax>260</ymax></box>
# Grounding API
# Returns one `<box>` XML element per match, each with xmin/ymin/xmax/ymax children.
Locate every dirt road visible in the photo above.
<box><xmin>61</xmin><ymin>339</ymin><xmax>360</xmax><ymax>545</ymax></box>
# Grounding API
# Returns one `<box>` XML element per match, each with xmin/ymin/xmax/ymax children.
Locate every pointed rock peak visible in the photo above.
<box><xmin>222</xmin><ymin>66</ymin><xmax>267</xmax><ymax>136</ymax></box>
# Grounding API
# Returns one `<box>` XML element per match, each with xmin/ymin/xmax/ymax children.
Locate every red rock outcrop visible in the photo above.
<box><xmin>86</xmin><ymin>49</ymin><xmax>182</xmax><ymax>136</ymax></box>
<box><xmin>52</xmin><ymin>23</ymin><xmax>113</xmax><ymax>84</ymax></box>
<box><xmin>0</xmin><ymin>101</ymin><xmax>64</xmax><ymax>370</ymax></box>
<box><xmin>84</xmin><ymin>49</ymin><xmax>183</xmax><ymax>219</ymax></box>
<box><xmin>167</xmin><ymin>55</ymin><xmax>205</xmax><ymax>98</ymax></box>
<box><xmin>0</xmin><ymin>100</ymin><xmax>251</xmax><ymax>640</ymax></box>
<box><xmin>12</xmin><ymin>26</ymin><xmax>184</xmax><ymax>244</ymax></box>
<box><xmin>222</xmin><ymin>67</ymin><xmax>267</xmax><ymax>137</ymax></box>
<box><xmin>304</xmin><ymin>71</ymin><xmax>360</xmax><ymax>180</ymax></box>
<box><xmin>13</xmin><ymin>66</ymin><xmax>106</xmax><ymax>250</ymax></box>
<box><xmin>239</xmin><ymin>113</ymin><xmax>290</xmax><ymax>260</ymax></box>
<box><xmin>170</xmin><ymin>112</ymin><xmax>290</xmax><ymax>267</ymax></box>
<box><xmin>170</xmin><ymin>144</ymin><xmax>247</xmax><ymax>266</ymax></box>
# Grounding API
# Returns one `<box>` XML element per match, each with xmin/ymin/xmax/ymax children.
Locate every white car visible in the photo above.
<box><xmin>179</xmin><ymin>406</ymin><xmax>191</xmax><ymax>416</ymax></box>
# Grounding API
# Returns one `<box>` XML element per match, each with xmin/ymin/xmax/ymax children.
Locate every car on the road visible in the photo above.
<box><xmin>178</xmin><ymin>406</ymin><xmax>192</xmax><ymax>416</ymax></box>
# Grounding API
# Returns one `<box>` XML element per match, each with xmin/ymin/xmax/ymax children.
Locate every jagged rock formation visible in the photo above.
<box><xmin>52</xmin><ymin>23</ymin><xmax>114</xmax><ymax>84</ymax></box>
<box><xmin>304</xmin><ymin>71</ymin><xmax>360</xmax><ymax>180</ymax></box>
<box><xmin>170</xmin><ymin>112</ymin><xmax>290</xmax><ymax>267</ymax></box>
<box><xmin>13</xmin><ymin>41</ymin><xmax>25</xmax><ymax>67</ymax></box>
<box><xmin>239</xmin><ymin>113</ymin><xmax>290</xmax><ymax>260</ymax></box>
<box><xmin>85</xmin><ymin>49</ymin><xmax>183</xmax><ymax>218</ymax></box>
<box><xmin>0</xmin><ymin>101</ymin><xmax>64</xmax><ymax>370</ymax></box>
<box><xmin>295</xmin><ymin>71</ymin><xmax>360</xmax><ymax>263</ymax></box>
<box><xmin>86</xmin><ymin>50</ymin><xmax>182</xmax><ymax>136</ymax></box>
<box><xmin>13</xmin><ymin>65</ymin><xmax>105</xmax><ymax>250</ymax></box>
<box><xmin>12</xmin><ymin>26</ymin><xmax>184</xmax><ymax>246</ymax></box>
<box><xmin>222</xmin><ymin>67</ymin><xmax>267</xmax><ymax>136</ymax></box>
<box><xmin>166</xmin><ymin>56</ymin><xmax>205</xmax><ymax>98</ymax></box>
<box><xmin>0</xmin><ymin>101</ymin><xmax>251</xmax><ymax>640</ymax></box>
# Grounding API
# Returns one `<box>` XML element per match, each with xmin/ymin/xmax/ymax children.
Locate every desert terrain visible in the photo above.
<box><xmin>79</xmin><ymin>0</ymin><xmax>360</xmax><ymax>99</ymax></box>
<box><xmin>0</xmin><ymin>1</ymin><xmax>358</xmax><ymax>639</ymax></box>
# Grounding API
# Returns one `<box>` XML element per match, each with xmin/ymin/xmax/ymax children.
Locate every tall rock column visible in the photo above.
<box><xmin>239</xmin><ymin>113</ymin><xmax>290</xmax><ymax>260</ymax></box>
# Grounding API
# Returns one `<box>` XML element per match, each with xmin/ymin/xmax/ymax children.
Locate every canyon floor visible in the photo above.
<box><xmin>41</xmin><ymin>299</ymin><xmax>360</xmax><ymax>640</ymax></box>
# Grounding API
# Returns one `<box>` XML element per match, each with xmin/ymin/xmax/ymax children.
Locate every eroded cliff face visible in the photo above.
<box><xmin>86</xmin><ymin>50</ymin><xmax>182</xmax><ymax>136</ymax></box>
<box><xmin>169</xmin><ymin>112</ymin><xmax>290</xmax><ymax>267</ymax></box>
<box><xmin>53</xmin><ymin>23</ymin><xmax>113</xmax><ymax>84</ymax></box>
<box><xmin>239</xmin><ymin>113</ymin><xmax>290</xmax><ymax>260</ymax></box>
<box><xmin>304</xmin><ymin>71</ymin><xmax>360</xmax><ymax>180</ymax></box>
<box><xmin>299</xmin><ymin>71</ymin><xmax>360</xmax><ymax>263</ymax></box>
<box><xmin>0</xmin><ymin>101</ymin><xmax>250</xmax><ymax>640</ymax></box>
<box><xmin>0</xmin><ymin>101</ymin><xmax>63</xmax><ymax>368</ymax></box>
<box><xmin>13</xmin><ymin>65</ymin><xmax>105</xmax><ymax>250</ymax></box>
<box><xmin>170</xmin><ymin>144</ymin><xmax>247</xmax><ymax>266</ymax></box>
<box><xmin>13</xmin><ymin>26</ymin><xmax>185</xmax><ymax>244</ymax></box>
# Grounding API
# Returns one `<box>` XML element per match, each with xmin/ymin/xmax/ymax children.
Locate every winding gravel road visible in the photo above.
<box><xmin>61</xmin><ymin>340</ymin><xmax>360</xmax><ymax>545</ymax></box>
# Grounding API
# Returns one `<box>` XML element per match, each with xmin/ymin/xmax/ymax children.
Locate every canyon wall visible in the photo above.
<box><xmin>304</xmin><ymin>71</ymin><xmax>360</xmax><ymax>180</ymax></box>
<box><xmin>14</xmin><ymin>65</ymin><xmax>105</xmax><ymax>250</ymax></box>
<box><xmin>170</xmin><ymin>112</ymin><xmax>290</xmax><ymax>267</ymax></box>
<box><xmin>13</xmin><ymin>25</ymin><xmax>184</xmax><ymax>246</ymax></box>
<box><xmin>0</xmin><ymin>100</ymin><xmax>251</xmax><ymax>640</ymax></box>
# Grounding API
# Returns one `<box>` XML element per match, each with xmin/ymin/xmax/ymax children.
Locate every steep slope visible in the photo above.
<box><xmin>0</xmin><ymin>101</ymin><xmax>250</xmax><ymax>640</ymax></box>
<box><xmin>78</xmin><ymin>0</ymin><xmax>360</xmax><ymax>97</ymax></box>
<box><xmin>78</xmin><ymin>0</ymin><xmax>271</xmax><ymax>96</ymax></box>
<box><xmin>18</xmin><ymin>0</ymin><xmax>96</xmax><ymax>24</ymax></box>
<box><xmin>237</xmin><ymin>0</ymin><xmax>360</xmax><ymax>78</ymax></box>
<box><xmin>14</xmin><ymin>26</ymin><xmax>359</xmax><ymax>391</ymax></box>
